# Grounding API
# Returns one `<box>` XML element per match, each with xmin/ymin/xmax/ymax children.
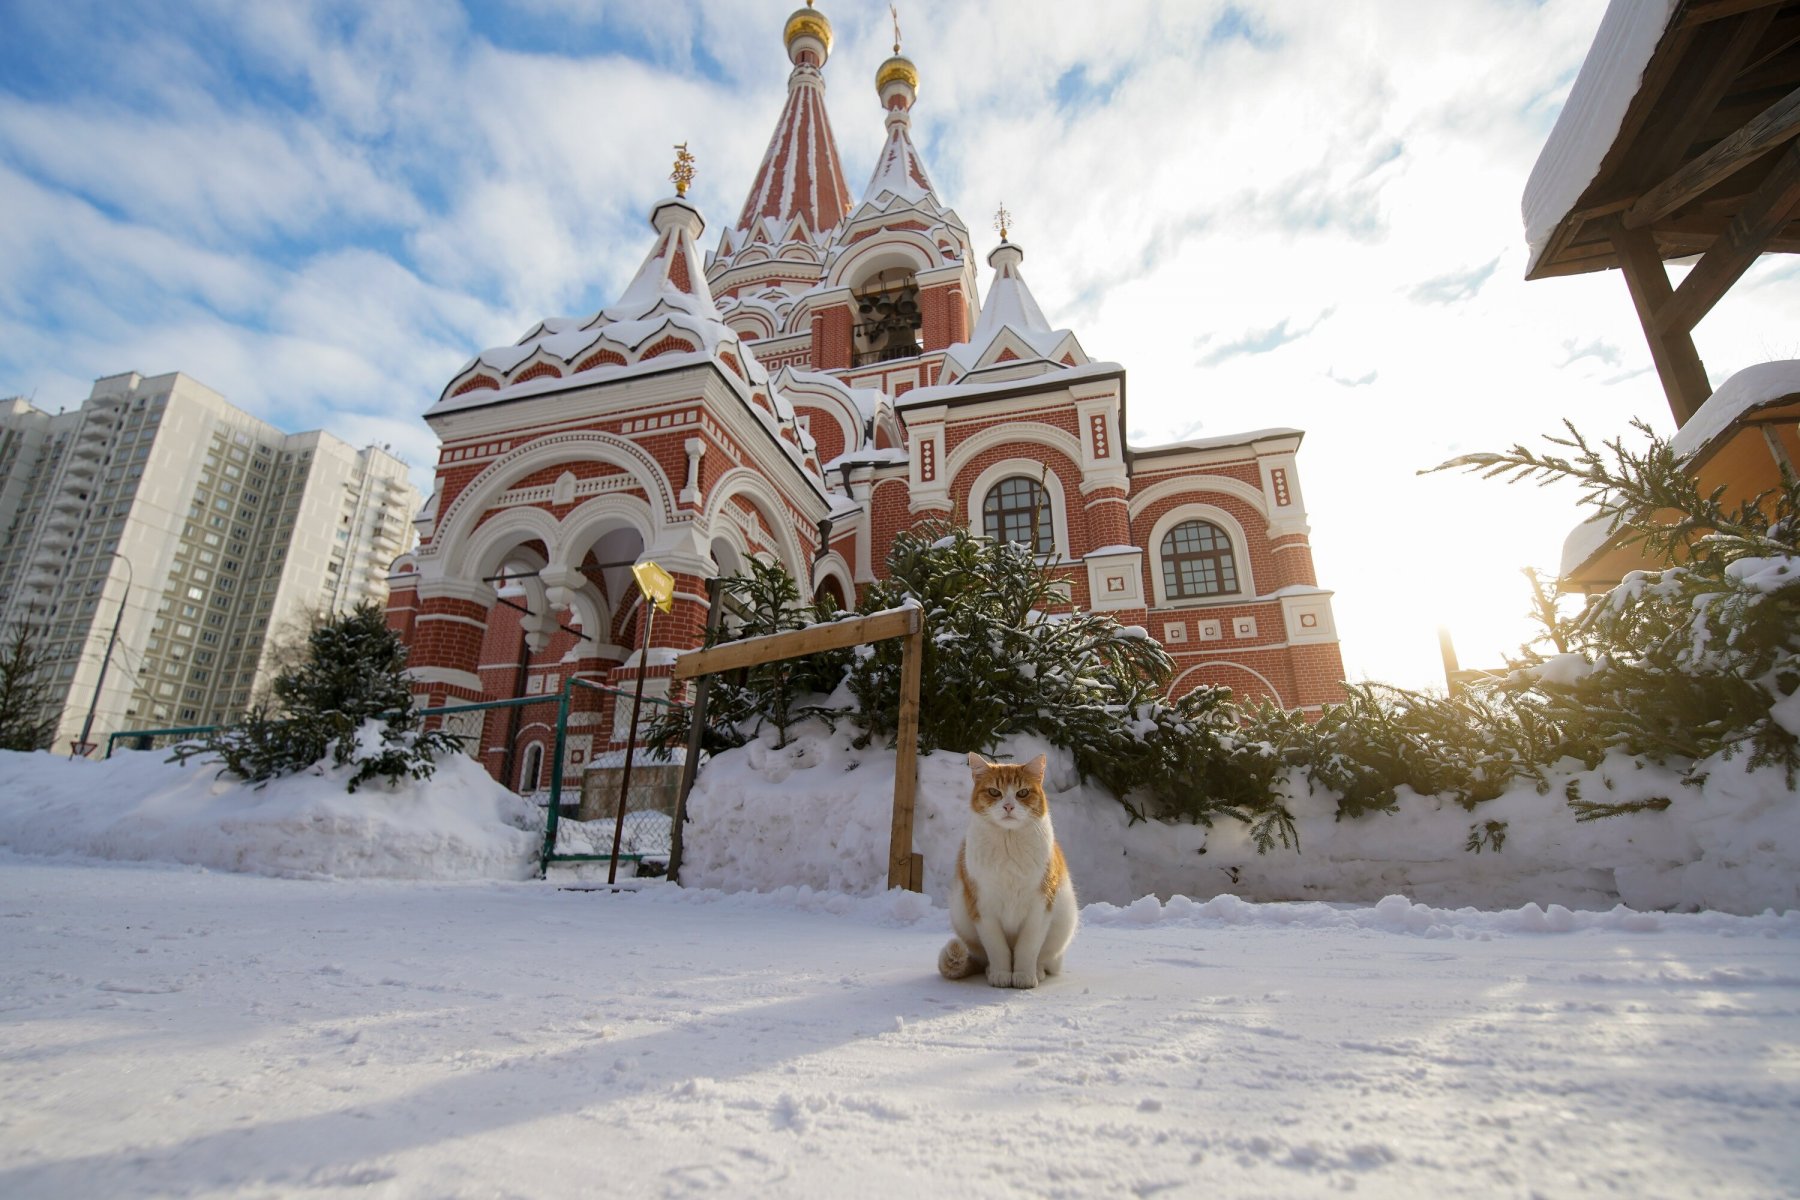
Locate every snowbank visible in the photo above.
<box><xmin>680</xmin><ymin>724</ymin><xmax>1800</xmax><ymax>915</ymax></box>
<box><xmin>0</xmin><ymin>748</ymin><xmax>540</xmax><ymax>880</ymax></box>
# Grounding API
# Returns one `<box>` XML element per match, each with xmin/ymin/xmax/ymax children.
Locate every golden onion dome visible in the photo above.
<box><xmin>784</xmin><ymin>5</ymin><xmax>833</xmax><ymax>57</ymax></box>
<box><xmin>876</xmin><ymin>54</ymin><xmax>919</xmax><ymax>95</ymax></box>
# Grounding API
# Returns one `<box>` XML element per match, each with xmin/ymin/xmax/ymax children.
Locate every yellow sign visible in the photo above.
<box><xmin>631</xmin><ymin>560</ymin><xmax>675</xmax><ymax>614</ymax></box>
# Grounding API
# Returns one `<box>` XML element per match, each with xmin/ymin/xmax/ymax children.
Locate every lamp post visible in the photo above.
<box><xmin>72</xmin><ymin>552</ymin><xmax>132</xmax><ymax>758</ymax></box>
<box><xmin>608</xmin><ymin>560</ymin><xmax>674</xmax><ymax>885</ymax></box>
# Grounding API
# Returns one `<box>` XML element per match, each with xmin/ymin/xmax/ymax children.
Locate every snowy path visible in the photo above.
<box><xmin>2</xmin><ymin>859</ymin><xmax>1798</xmax><ymax>1199</ymax></box>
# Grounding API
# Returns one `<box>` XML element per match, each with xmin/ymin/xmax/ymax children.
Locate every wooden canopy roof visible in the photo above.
<box><xmin>1529</xmin><ymin>0</ymin><xmax>1800</xmax><ymax>283</ymax></box>
<box><xmin>1527</xmin><ymin>1</ymin><xmax>1799</xmax><ymax>425</ymax></box>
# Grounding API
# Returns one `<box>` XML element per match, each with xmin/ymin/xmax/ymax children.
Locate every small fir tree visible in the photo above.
<box><xmin>176</xmin><ymin>604</ymin><xmax>463</xmax><ymax>791</ymax></box>
<box><xmin>0</xmin><ymin>621</ymin><xmax>59</xmax><ymax>752</ymax></box>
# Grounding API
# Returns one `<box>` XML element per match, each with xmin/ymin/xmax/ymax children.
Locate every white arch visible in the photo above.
<box><xmin>967</xmin><ymin>457</ymin><xmax>1073</xmax><ymax>561</ymax></box>
<box><xmin>1128</xmin><ymin>473</ymin><xmax>1269</xmax><ymax>522</ymax></box>
<box><xmin>1171</xmin><ymin>659</ymin><xmax>1286</xmax><ymax>705</ymax></box>
<box><xmin>458</xmin><ymin>505</ymin><xmax>560</xmax><ymax>585</ymax></box>
<box><xmin>825</xmin><ymin>231</ymin><xmax>947</xmax><ymax>289</ymax></box>
<box><xmin>704</xmin><ymin>468</ymin><xmax>812</xmax><ymax>583</ymax></box>
<box><xmin>434</xmin><ymin>431</ymin><xmax>677</xmax><ymax>574</ymax></box>
<box><xmin>1145</xmin><ymin>503</ymin><xmax>1257</xmax><ymax>607</ymax></box>
<box><xmin>811</xmin><ymin>551</ymin><xmax>855</xmax><ymax>610</ymax></box>
<box><xmin>944</xmin><ymin>421</ymin><xmax>1085</xmax><ymax>486</ymax></box>
<box><xmin>558</xmin><ymin>491</ymin><xmax>657</xmax><ymax>570</ymax></box>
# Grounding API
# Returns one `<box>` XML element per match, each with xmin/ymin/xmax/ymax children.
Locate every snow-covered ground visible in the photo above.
<box><xmin>2</xmin><ymin>742</ymin><xmax>1798</xmax><ymax>1196</ymax></box>
<box><xmin>2</xmin><ymin>858</ymin><xmax>1797</xmax><ymax>1198</ymax></box>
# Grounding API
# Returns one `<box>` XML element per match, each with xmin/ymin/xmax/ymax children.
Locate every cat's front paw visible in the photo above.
<box><xmin>1009</xmin><ymin>969</ymin><xmax>1040</xmax><ymax>989</ymax></box>
<box><xmin>985</xmin><ymin>964</ymin><xmax>1013</xmax><ymax>988</ymax></box>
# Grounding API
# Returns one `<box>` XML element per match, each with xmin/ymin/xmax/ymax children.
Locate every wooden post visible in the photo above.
<box><xmin>1610</xmin><ymin>224</ymin><xmax>1711</xmax><ymax>426</ymax></box>
<box><xmin>668</xmin><ymin>603</ymin><xmax>927</xmax><ymax>894</ymax></box>
<box><xmin>888</xmin><ymin>618</ymin><xmax>925</xmax><ymax>892</ymax></box>
<box><xmin>668</xmin><ymin>576</ymin><xmax>725</xmax><ymax>884</ymax></box>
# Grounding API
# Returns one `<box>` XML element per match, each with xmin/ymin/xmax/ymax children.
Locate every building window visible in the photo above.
<box><xmin>519</xmin><ymin>743</ymin><xmax>545</xmax><ymax>794</ymax></box>
<box><xmin>1160</xmin><ymin>520</ymin><xmax>1239</xmax><ymax>599</ymax></box>
<box><xmin>981</xmin><ymin>477</ymin><xmax>1053</xmax><ymax>554</ymax></box>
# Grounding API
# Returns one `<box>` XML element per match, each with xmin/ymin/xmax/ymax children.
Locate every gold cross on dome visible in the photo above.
<box><xmin>890</xmin><ymin>4</ymin><xmax>902</xmax><ymax>54</ymax></box>
<box><xmin>671</xmin><ymin>142</ymin><xmax>696</xmax><ymax>196</ymax></box>
<box><xmin>994</xmin><ymin>202</ymin><xmax>1012</xmax><ymax>242</ymax></box>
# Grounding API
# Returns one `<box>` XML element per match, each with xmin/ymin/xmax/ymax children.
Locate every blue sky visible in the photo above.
<box><xmin>3</xmin><ymin>0</ymin><xmax>1795</xmax><ymax>689</ymax></box>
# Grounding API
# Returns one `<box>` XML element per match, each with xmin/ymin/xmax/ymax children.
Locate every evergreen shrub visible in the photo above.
<box><xmin>173</xmin><ymin>604</ymin><xmax>463</xmax><ymax>791</ymax></box>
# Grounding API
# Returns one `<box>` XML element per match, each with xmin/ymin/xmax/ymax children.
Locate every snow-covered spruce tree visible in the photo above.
<box><xmin>848</xmin><ymin>523</ymin><xmax>1170</xmax><ymax>759</ymax></box>
<box><xmin>1435</xmin><ymin>419</ymin><xmax>1800</xmax><ymax>792</ymax></box>
<box><xmin>175</xmin><ymin>604</ymin><xmax>463</xmax><ymax>791</ymax></box>
<box><xmin>845</xmin><ymin>523</ymin><xmax>1300</xmax><ymax>838</ymax></box>
<box><xmin>643</xmin><ymin>557</ymin><xmax>852</xmax><ymax>755</ymax></box>
<box><xmin>0</xmin><ymin>621</ymin><xmax>59</xmax><ymax>751</ymax></box>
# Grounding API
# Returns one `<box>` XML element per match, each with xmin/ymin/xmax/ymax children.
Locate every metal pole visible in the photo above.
<box><xmin>539</xmin><ymin>679</ymin><xmax>574</xmax><ymax>876</ymax></box>
<box><xmin>608</xmin><ymin>601</ymin><xmax>656</xmax><ymax>886</ymax></box>
<box><xmin>74</xmin><ymin>554</ymin><xmax>131</xmax><ymax>758</ymax></box>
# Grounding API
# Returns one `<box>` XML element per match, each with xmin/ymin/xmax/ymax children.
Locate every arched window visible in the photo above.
<box><xmin>1160</xmin><ymin>520</ymin><xmax>1239</xmax><ymax>598</ymax></box>
<box><xmin>982</xmin><ymin>476</ymin><xmax>1054</xmax><ymax>554</ymax></box>
<box><xmin>519</xmin><ymin>743</ymin><xmax>545</xmax><ymax>794</ymax></box>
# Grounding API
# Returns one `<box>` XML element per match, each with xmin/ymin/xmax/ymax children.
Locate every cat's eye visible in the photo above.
<box><xmin>1016</xmin><ymin>789</ymin><xmax>1030</xmax><ymax>798</ymax></box>
<box><xmin>985</xmin><ymin>788</ymin><xmax>1001</xmax><ymax>797</ymax></box>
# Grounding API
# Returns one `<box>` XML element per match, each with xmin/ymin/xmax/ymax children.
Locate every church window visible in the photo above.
<box><xmin>982</xmin><ymin>477</ymin><xmax>1054</xmax><ymax>554</ymax></box>
<box><xmin>1161</xmin><ymin>521</ymin><xmax>1239</xmax><ymax>598</ymax></box>
<box><xmin>519</xmin><ymin>743</ymin><xmax>545</xmax><ymax>794</ymax></box>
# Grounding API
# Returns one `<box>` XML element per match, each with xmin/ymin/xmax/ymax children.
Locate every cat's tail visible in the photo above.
<box><xmin>938</xmin><ymin>937</ymin><xmax>981</xmax><ymax>980</ymax></box>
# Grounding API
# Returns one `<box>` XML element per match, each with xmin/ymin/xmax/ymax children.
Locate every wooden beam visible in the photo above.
<box><xmin>887</xmin><ymin>622</ymin><xmax>925</xmax><ymax>892</ymax></box>
<box><xmin>1657</xmin><ymin>138</ymin><xmax>1800</xmax><ymax>334</ymax></box>
<box><xmin>1680</xmin><ymin>0</ymin><xmax>1786</xmax><ymax>26</ymax></box>
<box><xmin>1627</xmin><ymin>10</ymin><xmax>1779</xmax><ymax>195</ymax></box>
<box><xmin>1625</xmin><ymin>82</ymin><xmax>1800</xmax><ymax>228</ymax></box>
<box><xmin>671</xmin><ymin>604</ymin><xmax>921</xmax><ymax>680</ymax></box>
<box><xmin>1610</xmin><ymin>224</ymin><xmax>1712</xmax><ymax>426</ymax></box>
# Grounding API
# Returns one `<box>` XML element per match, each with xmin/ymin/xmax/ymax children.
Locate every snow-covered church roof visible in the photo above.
<box><xmin>426</xmin><ymin>194</ymin><xmax>828</xmax><ymax>491</ymax></box>
<box><xmin>936</xmin><ymin>240</ymin><xmax>1089</xmax><ymax>387</ymax></box>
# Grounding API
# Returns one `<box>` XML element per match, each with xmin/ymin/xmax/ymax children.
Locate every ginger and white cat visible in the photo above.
<box><xmin>938</xmin><ymin>752</ymin><xmax>1078</xmax><ymax>989</ymax></box>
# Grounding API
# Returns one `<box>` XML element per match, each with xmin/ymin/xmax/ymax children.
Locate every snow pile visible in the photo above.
<box><xmin>682</xmin><ymin>724</ymin><xmax>1800</xmax><ymax>914</ymax></box>
<box><xmin>0</xmin><ymin>748</ymin><xmax>539</xmax><ymax>880</ymax></box>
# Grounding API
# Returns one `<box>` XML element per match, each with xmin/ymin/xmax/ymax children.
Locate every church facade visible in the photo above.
<box><xmin>386</xmin><ymin>5</ymin><xmax>1345</xmax><ymax>791</ymax></box>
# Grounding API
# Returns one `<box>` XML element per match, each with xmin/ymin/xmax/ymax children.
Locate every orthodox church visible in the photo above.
<box><xmin>386</xmin><ymin>4</ymin><xmax>1345</xmax><ymax>790</ymax></box>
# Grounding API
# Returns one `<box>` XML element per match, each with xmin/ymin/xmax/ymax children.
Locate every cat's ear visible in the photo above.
<box><xmin>967</xmin><ymin>751</ymin><xmax>990</xmax><ymax>777</ymax></box>
<box><xmin>1024</xmin><ymin>754</ymin><xmax>1046</xmax><ymax>784</ymax></box>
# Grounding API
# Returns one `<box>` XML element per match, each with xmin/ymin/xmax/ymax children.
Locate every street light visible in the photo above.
<box><xmin>72</xmin><ymin>552</ymin><xmax>133</xmax><ymax>758</ymax></box>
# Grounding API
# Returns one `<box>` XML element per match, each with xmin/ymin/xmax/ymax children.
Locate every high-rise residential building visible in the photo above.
<box><xmin>0</xmin><ymin>371</ymin><xmax>420</xmax><ymax>751</ymax></box>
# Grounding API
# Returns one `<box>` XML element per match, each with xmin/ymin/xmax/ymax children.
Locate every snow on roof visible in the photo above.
<box><xmin>939</xmin><ymin>242</ymin><xmax>1087</xmax><ymax>385</ymax></box>
<box><xmin>1559</xmin><ymin>514</ymin><xmax>1616</xmax><ymax>580</ymax></box>
<box><xmin>897</xmin><ymin>360</ymin><xmax>1125</xmax><ymax>409</ymax></box>
<box><xmin>777</xmin><ymin>366</ymin><xmax>888</xmax><ymax>429</ymax></box>
<box><xmin>427</xmin><ymin>196</ymin><xmax>828</xmax><ymax>494</ymax></box>
<box><xmin>860</xmin><ymin>119</ymin><xmax>940</xmax><ymax>208</ymax></box>
<box><xmin>1521</xmin><ymin>0</ymin><xmax>1680</xmax><ymax>274</ymax></box>
<box><xmin>1669</xmin><ymin>359</ymin><xmax>1800</xmax><ymax>460</ymax></box>
<box><xmin>1130</xmin><ymin>427</ymin><xmax>1305</xmax><ymax>456</ymax></box>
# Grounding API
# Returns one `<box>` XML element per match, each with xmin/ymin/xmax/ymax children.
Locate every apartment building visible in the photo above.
<box><xmin>0</xmin><ymin>371</ymin><xmax>419</xmax><ymax>751</ymax></box>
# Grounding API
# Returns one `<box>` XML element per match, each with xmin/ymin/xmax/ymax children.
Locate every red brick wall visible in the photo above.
<box><xmin>811</xmin><ymin>305</ymin><xmax>852</xmax><ymax>370</ymax></box>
